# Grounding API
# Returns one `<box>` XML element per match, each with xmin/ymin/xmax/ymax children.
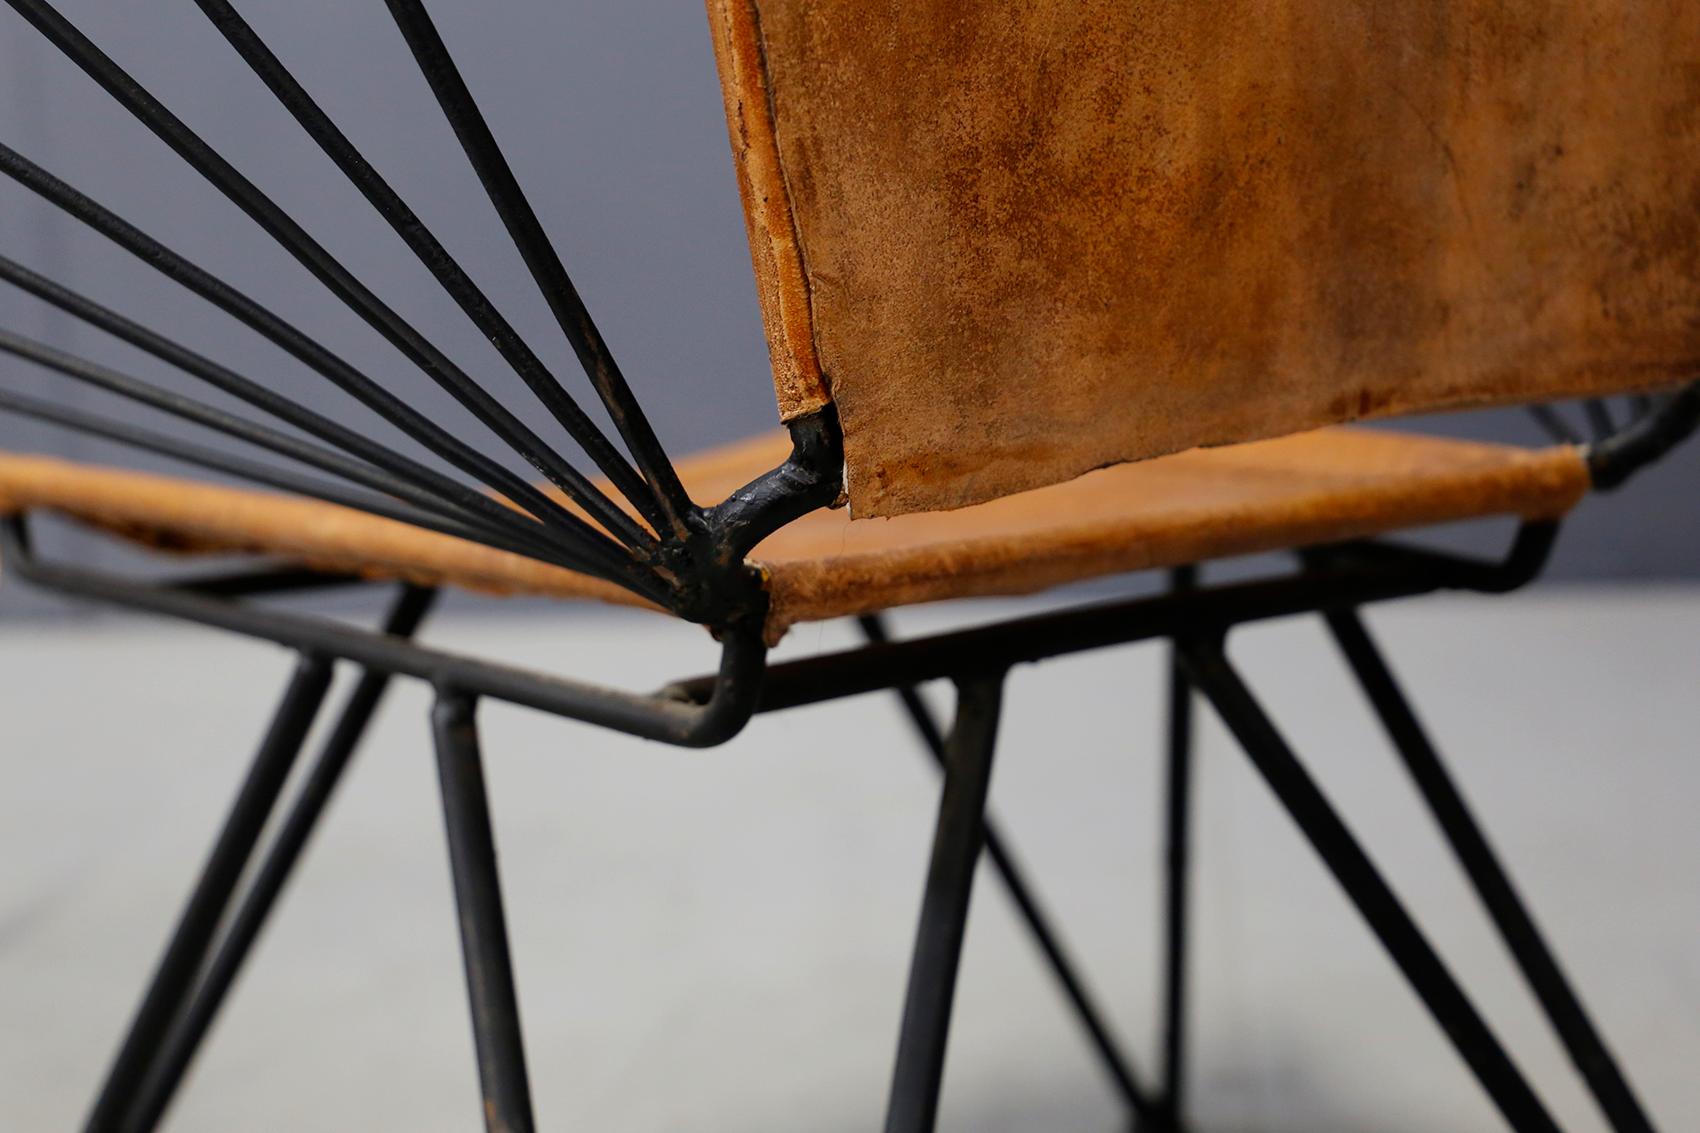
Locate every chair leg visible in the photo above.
<box><xmin>120</xmin><ymin>584</ymin><xmax>438</xmax><ymax>1132</ymax></box>
<box><xmin>1177</xmin><ymin>635</ymin><xmax>1562</xmax><ymax>1133</ymax></box>
<box><xmin>856</xmin><ymin>616</ymin><xmax>1160</xmax><ymax>1126</ymax></box>
<box><xmin>1157</xmin><ymin>566</ymin><xmax>1197</xmax><ymax>1132</ymax></box>
<box><xmin>83</xmin><ymin>652</ymin><xmax>336</xmax><ymax>1133</ymax></box>
<box><xmin>432</xmin><ymin>693</ymin><xmax>536</xmax><ymax>1133</ymax></box>
<box><xmin>884</xmin><ymin>674</ymin><xmax>1006</xmax><ymax>1133</ymax></box>
<box><xmin>1324</xmin><ymin>608</ymin><xmax>1658</xmax><ymax>1133</ymax></box>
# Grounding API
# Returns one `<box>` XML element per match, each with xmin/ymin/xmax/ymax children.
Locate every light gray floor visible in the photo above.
<box><xmin>2</xmin><ymin>587</ymin><xmax>1697</xmax><ymax>1132</ymax></box>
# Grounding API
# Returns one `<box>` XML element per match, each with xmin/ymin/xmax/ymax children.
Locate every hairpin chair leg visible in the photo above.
<box><xmin>1149</xmin><ymin>566</ymin><xmax>1199</xmax><ymax>1132</ymax></box>
<box><xmin>884</xmin><ymin>674</ymin><xmax>1006</xmax><ymax>1133</ymax></box>
<box><xmin>855</xmin><ymin>617</ymin><xmax>1159</xmax><ymax>1128</ymax></box>
<box><xmin>1323</xmin><ymin>608</ymin><xmax>1658</xmax><ymax>1133</ymax></box>
<box><xmin>1176</xmin><ymin>636</ymin><xmax>1562</xmax><ymax>1133</ymax></box>
<box><xmin>82</xmin><ymin>653</ymin><xmax>336</xmax><ymax>1133</ymax></box>
<box><xmin>119</xmin><ymin>584</ymin><xmax>439</xmax><ymax>1133</ymax></box>
<box><xmin>432</xmin><ymin>693</ymin><xmax>536</xmax><ymax>1133</ymax></box>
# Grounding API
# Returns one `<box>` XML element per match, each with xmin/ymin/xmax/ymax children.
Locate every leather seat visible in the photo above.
<box><xmin>0</xmin><ymin>426</ymin><xmax>1587</xmax><ymax>641</ymax></box>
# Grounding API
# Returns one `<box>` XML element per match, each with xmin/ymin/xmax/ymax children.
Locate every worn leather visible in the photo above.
<box><xmin>707</xmin><ymin>0</ymin><xmax>1700</xmax><ymax>517</ymax></box>
<box><xmin>0</xmin><ymin>429</ymin><xmax>1587</xmax><ymax>641</ymax></box>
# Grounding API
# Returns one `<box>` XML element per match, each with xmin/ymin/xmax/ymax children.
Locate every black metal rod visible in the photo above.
<box><xmin>1583</xmin><ymin>399</ymin><xmax>1616</xmax><ymax>443</ymax></box>
<box><xmin>1159</xmin><ymin>565</ymin><xmax>1197</xmax><ymax>1129</ymax></box>
<box><xmin>0</xmin><ymin>253</ymin><xmax>567</xmax><ymax>553</ymax></box>
<box><xmin>1177</xmin><ymin>638</ymin><xmax>1560</xmax><ymax>1133</ymax></box>
<box><xmin>82</xmin><ymin>653</ymin><xmax>334</xmax><ymax>1133</ymax></box>
<box><xmin>671</xmin><ymin>524</ymin><xmax>1560</xmax><ymax>716</ymax></box>
<box><xmin>884</xmin><ymin>675</ymin><xmax>1004</xmax><ymax>1133</ymax></box>
<box><xmin>0</xmin><ymin>327</ymin><xmax>590</xmax><ymax>570</ymax></box>
<box><xmin>122</xmin><ymin>586</ymin><xmax>439</xmax><ymax>1133</ymax></box>
<box><xmin>855</xmin><ymin>615</ymin><xmax>1159</xmax><ymax>1123</ymax></box>
<box><xmin>2</xmin><ymin>0</ymin><xmax>649</xmax><ymax>558</ymax></box>
<box><xmin>1324</xmin><ymin>608</ymin><xmax>1657</xmax><ymax>1133</ymax></box>
<box><xmin>1588</xmin><ymin>380</ymin><xmax>1700</xmax><ymax>490</ymax></box>
<box><xmin>191</xmin><ymin>0</ymin><xmax>662</xmax><ymax>546</ymax></box>
<box><xmin>0</xmin><ymin>515</ymin><xmax>762</xmax><ymax>747</ymax></box>
<box><xmin>0</xmin><ymin>141</ymin><xmax>640</xmax><ymax>582</ymax></box>
<box><xmin>432</xmin><ymin>693</ymin><xmax>537</xmax><ymax>1133</ymax></box>
<box><xmin>1527</xmin><ymin>404</ymin><xmax>1582</xmax><ymax>446</ymax></box>
<box><xmin>173</xmin><ymin>565</ymin><xmax>368</xmax><ymax>599</ymax></box>
<box><xmin>382</xmin><ymin>0</ymin><xmax>696</xmax><ymax>540</ymax></box>
<box><xmin>0</xmin><ymin>387</ymin><xmax>652</xmax><ymax>592</ymax></box>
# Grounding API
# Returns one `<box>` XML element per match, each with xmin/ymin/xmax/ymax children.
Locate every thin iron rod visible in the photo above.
<box><xmin>83</xmin><ymin>653</ymin><xmax>334</xmax><ymax>1133</ymax></box>
<box><xmin>1177</xmin><ymin>638</ymin><xmax>1561</xmax><ymax>1133</ymax></box>
<box><xmin>122</xmin><ymin>586</ymin><xmax>438</xmax><ymax>1133</ymax></box>
<box><xmin>191</xmin><ymin>0</ymin><xmax>661</xmax><ymax>544</ymax></box>
<box><xmin>1324</xmin><ymin>608</ymin><xmax>1657</xmax><ymax>1133</ymax></box>
<box><xmin>1159</xmin><ymin>565</ymin><xmax>1197</xmax><ymax>1129</ymax></box>
<box><xmin>885</xmin><ymin>675</ymin><xmax>1004</xmax><ymax>1133</ymax></box>
<box><xmin>0</xmin><ymin>514</ymin><xmax>761</xmax><ymax>747</ymax></box>
<box><xmin>855</xmin><ymin>615</ymin><xmax>1158</xmax><ymax>1123</ymax></box>
<box><xmin>1528</xmin><ymin>404</ymin><xmax>1581</xmax><ymax>446</ymax></box>
<box><xmin>0</xmin><ymin>387</ymin><xmax>659</xmax><ymax>593</ymax></box>
<box><xmin>0</xmin><ymin>139</ymin><xmax>644</xmax><ymax>581</ymax></box>
<box><xmin>670</xmin><ymin>523</ymin><xmax>1562</xmax><ymax>715</ymax></box>
<box><xmin>3</xmin><ymin>0</ymin><xmax>649</xmax><ymax>557</ymax></box>
<box><xmin>382</xmin><ymin>0</ymin><xmax>696</xmax><ymax>540</ymax></box>
<box><xmin>0</xmin><ymin>327</ymin><xmax>585</xmax><ymax>570</ymax></box>
<box><xmin>175</xmin><ymin>565</ymin><xmax>367</xmax><ymax>599</ymax></box>
<box><xmin>1583</xmin><ymin>400</ymin><xmax>1616</xmax><ymax>443</ymax></box>
<box><xmin>433</xmin><ymin>693</ymin><xmax>537</xmax><ymax>1133</ymax></box>
<box><xmin>0</xmin><ymin>253</ymin><xmax>560</xmax><ymax>551</ymax></box>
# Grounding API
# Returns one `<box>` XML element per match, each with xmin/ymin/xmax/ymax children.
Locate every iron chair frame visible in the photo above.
<box><xmin>1</xmin><ymin>2</ymin><xmax>1697</xmax><ymax>1130</ymax></box>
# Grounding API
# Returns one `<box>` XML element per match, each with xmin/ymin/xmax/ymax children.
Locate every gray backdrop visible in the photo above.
<box><xmin>2</xmin><ymin>1</ymin><xmax>1695</xmax><ymax>621</ymax></box>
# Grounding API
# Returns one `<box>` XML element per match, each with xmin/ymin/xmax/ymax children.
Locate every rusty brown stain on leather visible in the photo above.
<box><xmin>706</xmin><ymin>1</ymin><xmax>1700</xmax><ymax>516</ymax></box>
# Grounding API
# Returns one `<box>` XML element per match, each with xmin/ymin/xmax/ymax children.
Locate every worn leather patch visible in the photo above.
<box><xmin>707</xmin><ymin>1</ymin><xmax>1700</xmax><ymax>516</ymax></box>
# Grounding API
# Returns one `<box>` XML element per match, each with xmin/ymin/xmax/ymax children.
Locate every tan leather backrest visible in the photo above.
<box><xmin>707</xmin><ymin>0</ymin><xmax>1700</xmax><ymax>517</ymax></box>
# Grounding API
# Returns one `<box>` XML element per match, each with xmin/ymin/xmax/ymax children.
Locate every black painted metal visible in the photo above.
<box><xmin>190</xmin><ymin>0</ymin><xmax>660</xmax><ymax>547</ymax></box>
<box><xmin>0</xmin><ymin>514</ymin><xmax>765</xmax><ymax>747</ymax></box>
<box><xmin>2</xmin><ymin>498</ymin><xmax>1683</xmax><ymax>1130</ymax></box>
<box><xmin>885</xmin><ymin>675</ymin><xmax>1005</xmax><ymax>1133</ymax></box>
<box><xmin>381</xmin><ymin>0</ymin><xmax>696</xmax><ymax>542</ymax></box>
<box><xmin>1583</xmin><ymin>399</ymin><xmax>1616</xmax><ymax>441</ymax></box>
<box><xmin>83</xmin><ymin>654</ymin><xmax>334</xmax><ymax>1133</ymax></box>
<box><xmin>0</xmin><ymin>254</ymin><xmax>575</xmax><ymax>556</ymax></box>
<box><xmin>0</xmin><ymin>140</ymin><xmax>641</xmax><ymax>575</ymax></box>
<box><xmin>856</xmin><ymin>615</ymin><xmax>1160</xmax><ymax>1125</ymax></box>
<box><xmin>433</xmin><ymin>694</ymin><xmax>538</xmax><ymax>1133</ymax></box>
<box><xmin>1</xmin><ymin>0</ymin><xmax>647</xmax><ymax>558</ymax></box>
<box><xmin>1158</xmin><ymin>565</ymin><xmax>1197</xmax><ymax>1130</ymax></box>
<box><xmin>0</xmin><ymin>336</ymin><xmax>616</xmax><ymax>578</ymax></box>
<box><xmin>673</xmin><ymin>523</ymin><xmax>1562</xmax><ymax>715</ymax></box>
<box><xmin>1528</xmin><ymin>402</ymin><xmax>1583</xmax><ymax>446</ymax></box>
<box><xmin>1324</xmin><ymin>608</ymin><xmax>1658</xmax><ymax>1133</ymax></box>
<box><xmin>123</xmin><ymin>586</ymin><xmax>439</xmax><ymax>1133</ymax></box>
<box><xmin>1588</xmin><ymin>381</ymin><xmax>1700</xmax><ymax>489</ymax></box>
<box><xmin>1177</xmin><ymin>637</ymin><xmax>1562</xmax><ymax>1133</ymax></box>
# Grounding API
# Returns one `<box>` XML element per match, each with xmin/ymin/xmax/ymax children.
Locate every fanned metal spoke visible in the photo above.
<box><xmin>0</xmin><ymin>253</ymin><xmax>553</xmax><ymax>552</ymax></box>
<box><xmin>1527</xmin><ymin>403</ymin><xmax>1581</xmax><ymax>446</ymax></box>
<box><xmin>382</xmin><ymin>0</ymin><xmax>697</xmax><ymax>540</ymax></box>
<box><xmin>3</xmin><ymin>0</ymin><xmax>653</xmax><ymax>557</ymax></box>
<box><xmin>1583</xmin><ymin>399</ymin><xmax>1616</xmax><ymax>442</ymax></box>
<box><xmin>0</xmin><ymin>328</ymin><xmax>613</xmax><ymax>575</ymax></box>
<box><xmin>0</xmin><ymin>140</ymin><xmax>649</xmax><ymax>583</ymax></box>
<box><xmin>0</xmin><ymin>386</ymin><xmax>661</xmax><ymax>587</ymax></box>
<box><xmin>192</xmin><ymin>0</ymin><xmax>663</xmax><ymax>543</ymax></box>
